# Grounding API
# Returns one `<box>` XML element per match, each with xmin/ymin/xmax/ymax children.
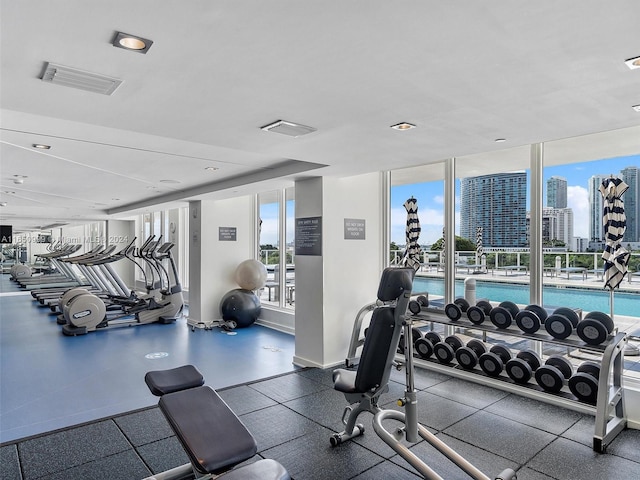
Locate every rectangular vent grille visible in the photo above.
<box><xmin>41</xmin><ymin>63</ymin><xmax>123</xmax><ymax>95</ymax></box>
<box><xmin>261</xmin><ymin>120</ymin><xmax>317</xmax><ymax>137</ymax></box>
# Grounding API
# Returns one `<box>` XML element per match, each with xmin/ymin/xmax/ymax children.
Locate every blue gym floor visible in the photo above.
<box><xmin>3</xmin><ymin>274</ymin><xmax>640</xmax><ymax>479</ymax></box>
<box><xmin>0</xmin><ymin>274</ymin><xmax>297</xmax><ymax>443</ymax></box>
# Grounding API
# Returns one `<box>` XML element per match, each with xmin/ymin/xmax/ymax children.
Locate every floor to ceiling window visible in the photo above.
<box><xmin>388</xmin><ymin>126</ymin><xmax>640</xmax><ymax>382</ymax></box>
<box><xmin>259</xmin><ymin>188</ymin><xmax>295</xmax><ymax>310</ymax></box>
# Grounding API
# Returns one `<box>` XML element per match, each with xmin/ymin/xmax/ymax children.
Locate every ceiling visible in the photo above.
<box><xmin>1</xmin><ymin>1</ymin><xmax>639</xmax><ymax>233</ymax></box>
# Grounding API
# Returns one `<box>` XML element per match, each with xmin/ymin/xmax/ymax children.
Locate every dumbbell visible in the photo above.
<box><xmin>489</xmin><ymin>301</ymin><xmax>520</xmax><ymax>329</ymax></box>
<box><xmin>515</xmin><ymin>304</ymin><xmax>548</xmax><ymax>334</ymax></box>
<box><xmin>414</xmin><ymin>331</ymin><xmax>442</xmax><ymax>359</ymax></box>
<box><xmin>544</xmin><ymin>307</ymin><xmax>580</xmax><ymax>340</ymax></box>
<box><xmin>505</xmin><ymin>350</ymin><xmax>541</xmax><ymax>384</ymax></box>
<box><xmin>397</xmin><ymin>326</ymin><xmax>423</xmax><ymax>354</ymax></box>
<box><xmin>568</xmin><ymin>361</ymin><xmax>601</xmax><ymax>404</ymax></box>
<box><xmin>466</xmin><ymin>299</ymin><xmax>493</xmax><ymax>325</ymax></box>
<box><xmin>444</xmin><ymin>298</ymin><xmax>470</xmax><ymax>321</ymax></box>
<box><xmin>433</xmin><ymin>335</ymin><xmax>464</xmax><ymax>364</ymax></box>
<box><xmin>455</xmin><ymin>339</ymin><xmax>487</xmax><ymax>370</ymax></box>
<box><xmin>479</xmin><ymin>345</ymin><xmax>512</xmax><ymax>377</ymax></box>
<box><xmin>408</xmin><ymin>294</ymin><xmax>430</xmax><ymax>315</ymax></box>
<box><xmin>576</xmin><ymin>311</ymin><xmax>615</xmax><ymax>345</ymax></box>
<box><xmin>534</xmin><ymin>355</ymin><xmax>574</xmax><ymax>393</ymax></box>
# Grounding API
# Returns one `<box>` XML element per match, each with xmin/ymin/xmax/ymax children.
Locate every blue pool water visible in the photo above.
<box><xmin>413</xmin><ymin>277</ymin><xmax>639</xmax><ymax>317</ymax></box>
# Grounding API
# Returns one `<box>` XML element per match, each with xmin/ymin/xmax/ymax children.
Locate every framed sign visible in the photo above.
<box><xmin>219</xmin><ymin>227</ymin><xmax>237</xmax><ymax>241</ymax></box>
<box><xmin>295</xmin><ymin>216</ymin><xmax>322</xmax><ymax>256</ymax></box>
<box><xmin>344</xmin><ymin>218</ymin><xmax>365</xmax><ymax>240</ymax></box>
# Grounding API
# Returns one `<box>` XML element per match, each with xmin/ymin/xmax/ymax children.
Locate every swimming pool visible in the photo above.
<box><xmin>413</xmin><ymin>277</ymin><xmax>640</xmax><ymax>317</ymax></box>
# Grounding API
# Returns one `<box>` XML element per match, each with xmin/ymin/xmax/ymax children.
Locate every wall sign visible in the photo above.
<box><xmin>219</xmin><ymin>227</ymin><xmax>237</xmax><ymax>241</ymax></box>
<box><xmin>295</xmin><ymin>216</ymin><xmax>322</xmax><ymax>256</ymax></box>
<box><xmin>344</xmin><ymin>218</ymin><xmax>366</xmax><ymax>240</ymax></box>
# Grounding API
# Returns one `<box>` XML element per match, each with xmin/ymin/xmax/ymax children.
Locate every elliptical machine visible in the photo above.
<box><xmin>61</xmin><ymin>237</ymin><xmax>183</xmax><ymax>336</ymax></box>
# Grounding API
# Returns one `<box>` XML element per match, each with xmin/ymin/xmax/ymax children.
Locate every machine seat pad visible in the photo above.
<box><xmin>145</xmin><ymin>364</ymin><xmax>204</xmax><ymax>396</ymax></box>
<box><xmin>332</xmin><ymin>369</ymin><xmax>357</xmax><ymax>393</ymax></box>
<box><xmin>221</xmin><ymin>459</ymin><xmax>291</xmax><ymax>480</ymax></box>
<box><xmin>159</xmin><ymin>386</ymin><xmax>257</xmax><ymax>475</ymax></box>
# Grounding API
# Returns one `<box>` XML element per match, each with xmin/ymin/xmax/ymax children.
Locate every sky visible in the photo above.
<box><xmin>390</xmin><ymin>154</ymin><xmax>640</xmax><ymax>245</ymax></box>
<box><xmin>258</xmin><ymin>154</ymin><xmax>640</xmax><ymax>246</ymax></box>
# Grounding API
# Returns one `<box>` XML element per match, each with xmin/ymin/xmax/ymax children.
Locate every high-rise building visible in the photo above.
<box><xmin>547</xmin><ymin>176</ymin><xmax>568</xmax><ymax>208</ymax></box>
<box><xmin>460</xmin><ymin>172</ymin><xmax>527</xmax><ymax>248</ymax></box>
<box><xmin>544</xmin><ymin>207</ymin><xmax>574</xmax><ymax>245</ymax></box>
<box><xmin>589</xmin><ymin>174</ymin><xmax>608</xmax><ymax>242</ymax></box>
<box><xmin>621</xmin><ymin>166</ymin><xmax>639</xmax><ymax>243</ymax></box>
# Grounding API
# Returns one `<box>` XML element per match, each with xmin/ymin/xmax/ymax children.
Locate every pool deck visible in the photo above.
<box><xmin>418</xmin><ymin>264</ymin><xmax>640</xmax><ymax>294</ymax></box>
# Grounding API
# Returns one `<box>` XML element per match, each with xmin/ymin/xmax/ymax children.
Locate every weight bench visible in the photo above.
<box><xmin>330</xmin><ymin>267</ymin><xmax>414</xmax><ymax>446</ymax></box>
<box><xmin>331</xmin><ymin>267</ymin><xmax>517</xmax><ymax>480</ymax></box>
<box><xmin>143</xmin><ymin>365</ymin><xmax>290</xmax><ymax>480</ymax></box>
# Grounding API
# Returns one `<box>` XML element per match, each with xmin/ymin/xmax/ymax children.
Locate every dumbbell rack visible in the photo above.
<box><xmin>402</xmin><ymin>309</ymin><xmax>627</xmax><ymax>453</ymax></box>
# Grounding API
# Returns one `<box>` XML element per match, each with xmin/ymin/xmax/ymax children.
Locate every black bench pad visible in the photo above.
<box><xmin>145</xmin><ymin>364</ymin><xmax>204</xmax><ymax>396</ymax></box>
<box><xmin>333</xmin><ymin>369</ymin><xmax>357</xmax><ymax>393</ymax></box>
<box><xmin>222</xmin><ymin>459</ymin><xmax>290</xmax><ymax>480</ymax></box>
<box><xmin>160</xmin><ymin>386</ymin><xmax>257</xmax><ymax>475</ymax></box>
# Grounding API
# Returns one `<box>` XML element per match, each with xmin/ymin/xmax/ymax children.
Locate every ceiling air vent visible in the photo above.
<box><xmin>41</xmin><ymin>62</ymin><xmax>123</xmax><ymax>95</ymax></box>
<box><xmin>260</xmin><ymin>120</ymin><xmax>317</xmax><ymax>137</ymax></box>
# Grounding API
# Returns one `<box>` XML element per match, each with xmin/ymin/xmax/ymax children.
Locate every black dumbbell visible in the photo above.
<box><xmin>506</xmin><ymin>350</ymin><xmax>541</xmax><ymax>384</ymax></box>
<box><xmin>408</xmin><ymin>294</ymin><xmax>430</xmax><ymax>314</ymax></box>
<box><xmin>444</xmin><ymin>298</ymin><xmax>470</xmax><ymax>321</ymax></box>
<box><xmin>433</xmin><ymin>335</ymin><xmax>464</xmax><ymax>364</ymax></box>
<box><xmin>489</xmin><ymin>301</ymin><xmax>520</xmax><ymax>329</ymax></box>
<box><xmin>414</xmin><ymin>331</ymin><xmax>442</xmax><ymax>359</ymax></box>
<box><xmin>544</xmin><ymin>307</ymin><xmax>580</xmax><ymax>340</ymax></box>
<box><xmin>515</xmin><ymin>304</ymin><xmax>548</xmax><ymax>334</ymax></box>
<box><xmin>568</xmin><ymin>361</ymin><xmax>601</xmax><ymax>404</ymax></box>
<box><xmin>455</xmin><ymin>339</ymin><xmax>487</xmax><ymax>370</ymax></box>
<box><xmin>417</xmin><ymin>295</ymin><xmax>429</xmax><ymax>308</ymax></box>
<box><xmin>479</xmin><ymin>345</ymin><xmax>512</xmax><ymax>377</ymax></box>
<box><xmin>576</xmin><ymin>311</ymin><xmax>615</xmax><ymax>345</ymax></box>
<box><xmin>397</xmin><ymin>327</ymin><xmax>423</xmax><ymax>354</ymax></box>
<box><xmin>408</xmin><ymin>300</ymin><xmax>421</xmax><ymax>315</ymax></box>
<box><xmin>534</xmin><ymin>355</ymin><xmax>574</xmax><ymax>393</ymax></box>
<box><xmin>466</xmin><ymin>299</ymin><xmax>493</xmax><ymax>325</ymax></box>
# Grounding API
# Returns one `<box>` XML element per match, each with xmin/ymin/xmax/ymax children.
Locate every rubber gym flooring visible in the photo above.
<box><xmin>2</xmin><ymin>276</ymin><xmax>640</xmax><ymax>479</ymax></box>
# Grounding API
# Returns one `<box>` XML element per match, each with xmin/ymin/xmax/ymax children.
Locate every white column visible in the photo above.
<box><xmin>293</xmin><ymin>173</ymin><xmax>386</xmax><ymax>368</ymax></box>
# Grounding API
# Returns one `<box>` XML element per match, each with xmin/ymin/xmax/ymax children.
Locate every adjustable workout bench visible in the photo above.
<box><xmin>331</xmin><ymin>267</ymin><xmax>517</xmax><ymax>480</ymax></box>
<box><xmin>143</xmin><ymin>364</ymin><xmax>290</xmax><ymax>480</ymax></box>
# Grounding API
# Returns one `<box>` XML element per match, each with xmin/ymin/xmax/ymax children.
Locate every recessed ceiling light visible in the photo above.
<box><xmin>32</xmin><ymin>144</ymin><xmax>51</xmax><ymax>149</ymax></box>
<box><xmin>111</xmin><ymin>198</ymin><xmax>120</xmax><ymax>201</ymax></box>
<box><xmin>160</xmin><ymin>179</ymin><xmax>180</xmax><ymax>184</ymax></box>
<box><xmin>205</xmin><ymin>167</ymin><xmax>219</xmax><ymax>171</ymax></box>
<box><xmin>624</xmin><ymin>56</ymin><xmax>640</xmax><ymax>70</ymax></box>
<box><xmin>0</xmin><ymin>202</ymin><xmax>7</xmax><ymax>207</ymax></box>
<box><xmin>112</xmin><ymin>32</ymin><xmax>153</xmax><ymax>54</ymax></box>
<box><xmin>390</xmin><ymin>122</ymin><xmax>416</xmax><ymax>130</ymax></box>
<box><xmin>632</xmin><ymin>104</ymin><xmax>640</xmax><ymax>112</ymax></box>
<box><xmin>494</xmin><ymin>138</ymin><xmax>507</xmax><ymax>143</ymax></box>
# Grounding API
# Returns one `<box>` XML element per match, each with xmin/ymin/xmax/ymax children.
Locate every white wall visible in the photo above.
<box><xmin>188</xmin><ymin>196</ymin><xmax>256</xmax><ymax>324</ymax></box>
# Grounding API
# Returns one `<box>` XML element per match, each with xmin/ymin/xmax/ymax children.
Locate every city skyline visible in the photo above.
<box><xmin>390</xmin><ymin>154</ymin><xmax>640</xmax><ymax>246</ymax></box>
<box><xmin>258</xmin><ymin>154</ymin><xmax>640</xmax><ymax>248</ymax></box>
